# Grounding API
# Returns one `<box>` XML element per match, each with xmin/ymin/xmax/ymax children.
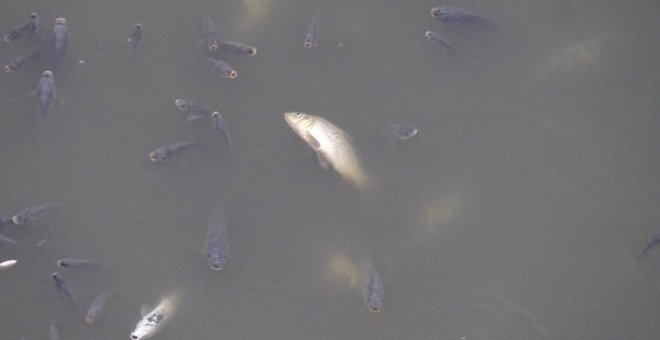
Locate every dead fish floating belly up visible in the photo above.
<box><xmin>284</xmin><ymin>112</ymin><xmax>370</xmax><ymax>191</ymax></box>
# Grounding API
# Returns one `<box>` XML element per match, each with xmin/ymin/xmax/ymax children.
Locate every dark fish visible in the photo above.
<box><xmin>52</xmin><ymin>17</ymin><xmax>69</xmax><ymax>63</ymax></box>
<box><xmin>303</xmin><ymin>8</ymin><xmax>320</xmax><ymax>48</ymax></box>
<box><xmin>52</xmin><ymin>272</ymin><xmax>77</xmax><ymax>305</ymax></box>
<box><xmin>149</xmin><ymin>141</ymin><xmax>203</xmax><ymax>161</ymax></box>
<box><xmin>207</xmin><ymin>57</ymin><xmax>237</xmax><ymax>79</ymax></box>
<box><xmin>85</xmin><ymin>291</ymin><xmax>111</xmax><ymax>324</ymax></box>
<box><xmin>57</xmin><ymin>258</ymin><xmax>96</xmax><ymax>269</ymax></box>
<box><xmin>211</xmin><ymin>111</ymin><xmax>233</xmax><ymax>154</ymax></box>
<box><xmin>203</xmin><ymin>16</ymin><xmax>219</xmax><ymax>51</ymax></box>
<box><xmin>0</xmin><ymin>233</ymin><xmax>18</xmax><ymax>246</ymax></box>
<box><xmin>218</xmin><ymin>41</ymin><xmax>257</xmax><ymax>56</ymax></box>
<box><xmin>3</xmin><ymin>12</ymin><xmax>37</xmax><ymax>42</ymax></box>
<box><xmin>12</xmin><ymin>203</ymin><xmax>56</xmax><ymax>225</ymax></box>
<box><xmin>205</xmin><ymin>210</ymin><xmax>230</xmax><ymax>271</ymax></box>
<box><xmin>638</xmin><ymin>232</ymin><xmax>660</xmax><ymax>258</ymax></box>
<box><xmin>363</xmin><ymin>267</ymin><xmax>384</xmax><ymax>312</ymax></box>
<box><xmin>3</xmin><ymin>50</ymin><xmax>40</xmax><ymax>73</ymax></box>
<box><xmin>386</xmin><ymin>123</ymin><xmax>418</xmax><ymax>141</ymax></box>
<box><xmin>130</xmin><ymin>23</ymin><xmax>142</xmax><ymax>51</ymax></box>
<box><xmin>430</xmin><ymin>6</ymin><xmax>476</xmax><ymax>22</ymax></box>
<box><xmin>174</xmin><ymin>99</ymin><xmax>209</xmax><ymax>122</ymax></box>
<box><xmin>424</xmin><ymin>31</ymin><xmax>457</xmax><ymax>54</ymax></box>
<box><xmin>4</xmin><ymin>23</ymin><xmax>26</xmax><ymax>42</ymax></box>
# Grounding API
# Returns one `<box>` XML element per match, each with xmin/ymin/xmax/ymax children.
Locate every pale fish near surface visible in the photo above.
<box><xmin>130</xmin><ymin>292</ymin><xmax>180</xmax><ymax>340</ymax></box>
<box><xmin>0</xmin><ymin>259</ymin><xmax>17</xmax><ymax>270</ymax></box>
<box><xmin>283</xmin><ymin>112</ymin><xmax>370</xmax><ymax>191</ymax></box>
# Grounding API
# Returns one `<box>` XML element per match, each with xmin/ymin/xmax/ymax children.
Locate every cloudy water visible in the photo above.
<box><xmin>1</xmin><ymin>0</ymin><xmax>659</xmax><ymax>339</ymax></box>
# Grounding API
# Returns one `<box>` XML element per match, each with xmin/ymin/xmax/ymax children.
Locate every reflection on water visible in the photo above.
<box><xmin>1</xmin><ymin>0</ymin><xmax>660</xmax><ymax>339</ymax></box>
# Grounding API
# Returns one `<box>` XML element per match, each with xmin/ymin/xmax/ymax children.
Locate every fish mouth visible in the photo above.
<box><xmin>304</xmin><ymin>42</ymin><xmax>313</xmax><ymax>48</ymax></box>
<box><xmin>228</xmin><ymin>70</ymin><xmax>237</xmax><ymax>78</ymax></box>
<box><xmin>55</xmin><ymin>17</ymin><xmax>67</xmax><ymax>24</ymax></box>
<box><xmin>11</xmin><ymin>216</ymin><xmax>21</xmax><ymax>224</ymax></box>
<box><xmin>368</xmin><ymin>306</ymin><xmax>382</xmax><ymax>312</ymax></box>
<box><xmin>174</xmin><ymin>99</ymin><xmax>186</xmax><ymax>110</ymax></box>
<box><xmin>3</xmin><ymin>65</ymin><xmax>12</xmax><ymax>73</ymax></box>
<box><xmin>210</xmin><ymin>264</ymin><xmax>224</xmax><ymax>271</ymax></box>
<box><xmin>148</xmin><ymin>153</ymin><xmax>159</xmax><ymax>161</ymax></box>
<box><xmin>208</xmin><ymin>44</ymin><xmax>218</xmax><ymax>51</ymax></box>
<box><xmin>430</xmin><ymin>8</ymin><xmax>441</xmax><ymax>17</ymax></box>
<box><xmin>248</xmin><ymin>48</ymin><xmax>257</xmax><ymax>56</ymax></box>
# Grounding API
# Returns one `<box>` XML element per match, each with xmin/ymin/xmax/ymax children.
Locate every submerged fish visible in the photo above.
<box><xmin>57</xmin><ymin>258</ymin><xmax>96</xmax><ymax>269</ymax></box>
<box><xmin>52</xmin><ymin>17</ymin><xmax>69</xmax><ymax>63</ymax></box>
<box><xmin>85</xmin><ymin>291</ymin><xmax>111</xmax><ymax>324</ymax></box>
<box><xmin>363</xmin><ymin>266</ymin><xmax>384</xmax><ymax>312</ymax></box>
<box><xmin>52</xmin><ymin>272</ymin><xmax>77</xmax><ymax>304</ymax></box>
<box><xmin>3</xmin><ymin>50</ymin><xmax>40</xmax><ymax>73</ymax></box>
<box><xmin>211</xmin><ymin>111</ymin><xmax>233</xmax><ymax>154</ymax></box>
<box><xmin>424</xmin><ymin>31</ymin><xmax>457</xmax><ymax>54</ymax></box>
<box><xmin>0</xmin><ymin>233</ymin><xmax>18</xmax><ymax>246</ymax></box>
<box><xmin>303</xmin><ymin>8</ymin><xmax>320</xmax><ymax>48</ymax></box>
<box><xmin>284</xmin><ymin>112</ymin><xmax>368</xmax><ymax>190</ymax></box>
<box><xmin>130</xmin><ymin>23</ymin><xmax>142</xmax><ymax>51</ymax></box>
<box><xmin>36</xmin><ymin>70</ymin><xmax>56</xmax><ymax>119</ymax></box>
<box><xmin>384</xmin><ymin>123</ymin><xmax>418</xmax><ymax>141</ymax></box>
<box><xmin>203</xmin><ymin>16</ymin><xmax>219</xmax><ymax>51</ymax></box>
<box><xmin>205</xmin><ymin>210</ymin><xmax>230</xmax><ymax>271</ymax></box>
<box><xmin>218</xmin><ymin>41</ymin><xmax>257</xmax><ymax>56</ymax></box>
<box><xmin>207</xmin><ymin>57</ymin><xmax>237</xmax><ymax>79</ymax></box>
<box><xmin>430</xmin><ymin>6</ymin><xmax>476</xmax><ymax>22</ymax></box>
<box><xmin>130</xmin><ymin>292</ymin><xmax>180</xmax><ymax>340</ymax></box>
<box><xmin>12</xmin><ymin>203</ymin><xmax>56</xmax><ymax>225</ymax></box>
<box><xmin>4</xmin><ymin>12</ymin><xmax>39</xmax><ymax>42</ymax></box>
<box><xmin>174</xmin><ymin>99</ymin><xmax>209</xmax><ymax>122</ymax></box>
<box><xmin>149</xmin><ymin>141</ymin><xmax>202</xmax><ymax>161</ymax></box>
<box><xmin>49</xmin><ymin>320</ymin><xmax>59</xmax><ymax>340</ymax></box>
<box><xmin>0</xmin><ymin>259</ymin><xmax>17</xmax><ymax>270</ymax></box>
<box><xmin>638</xmin><ymin>232</ymin><xmax>660</xmax><ymax>258</ymax></box>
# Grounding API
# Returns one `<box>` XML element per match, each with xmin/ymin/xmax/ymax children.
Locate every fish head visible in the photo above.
<box><xmin>149</xmin><ymin>149</ymin><xmax>167</xmax><ymax>162</ymax></box>
<box><xmin>11</xmin><ymin>213</ymin><xmax>28</xmax><ymax>225</ymax></box>
<box><xmin>303</xmin><ymin>33</ymin><xmax>316</xmax><ymax>48</ymax></box>
<box><xmin>130</xmin><ymin>325</ymin><xmax>151</xmax><ymax>340</ymax></box>
<box><xmin>42</xmin><ymin>70</ymin><xmax>53</xmax><ymax>78</ymax></box>
<box><xmin>284</xmin><ymin>112</ymin><xmax>314</xmax><ymax>131</ymax></box>
<box><xmin>174</xmin><ymin>99</ymin><xmax>187</xmax><ymax>111</ymax></box>
<box><xmin>55</xmin><ymin>17</ymin><xmax>67</xmax><ymax>25</ymax></box>
<box><xmin>207</xmin><ymin>247</ymin><xmax>228</xmax><ymax>271</ymax></box>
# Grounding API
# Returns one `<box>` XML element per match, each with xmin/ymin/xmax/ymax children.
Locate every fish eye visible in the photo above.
<box><xmin>131</xmin><ymin>335</ymin><xmax>138</xmax><ymax>339</ymax></box>
<box><xmin>295</xmin><ymin>112</ymin><xmax>303</xmax><ymax>117</ymax></box>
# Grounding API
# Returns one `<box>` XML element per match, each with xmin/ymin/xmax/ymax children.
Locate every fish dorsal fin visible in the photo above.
<box><xmin>141</xmin><ymin>304</ymin><xmax>151</xmax><ymax>317</ymax></box>
<box><xmin>302</xmin><ymin>132</ymin><xmax>321</xmax><ymax>149</ymax></box>
<box><xmin>316</xmin><ymin>152</ymin><xmax>330</xmax><ymax>170</ymax></box>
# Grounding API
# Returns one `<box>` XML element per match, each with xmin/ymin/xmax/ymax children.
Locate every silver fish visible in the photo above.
<box><xmin>203</xmin><ymin>16</ymin><xmax>219</xmax><ymax>51</ymax></box>
<box><xmin>174</xmin><ymin>99</ymin><xmax>209</xmax><ymax>122</ymax></box>
<box><xmin>52</xmin><ymin>17</ymin><xmax>69</xmax><ymax>63</ymax></box>
<box><xmin>57</xmin><ymin>258</ymin><xmax>96</xmax><ymax>269</ymax></box>
<box><xmin>424</xmin><ymin>31</ymin><xmax>457</xmax><ymax>54</ymax></box>
<box><xmin>130</xmin><ymin>292</ymin><xmax>180</xmax><ymax>340</ymax></box>
<box><xmin>430</xmin><ymin>6</ymin><xmax>475</xmax><ymax>22</ymax></box>
<box><xmin>0</xmin><ymin>259</ymin><xmax>17</xmax><ymax>270</ymax></box>
<box><xmin>149</xmin><ymin>141</ymin><xmax>202</xmax><ymax>161</ymax></box>
<box><xmin>52</xmin><ymin>272</ymin><xmax>77</xmax><ymax>305</ymax></box>
<box><xmin>0</xmin><ymin>233</ymin><xmax>19</xmax><ymax>246</ymax></box>
<box><xmin>36</xmin><ymin>70</ymin><xmax>56</xmax><ymax>119</ymax></box>
<box><xmin>130</xmin><ymin>23</ymin><xmax>142</xmax><ymax>51</ymax></box>
<box><xmin>303</xmin><ymin>8</ymin><xmax>320</xmax><ymax>48</ymax></box>
<box><xmin>207</xmin><ymin>57</ymin><xmax>237</xmax><ymax>79</ymax></box>
<box><xmin>284</xmin><ymin>112</ymin><xmax>369</xmax><ymax>191</ymax></box>
<box><xmin>3</xmin><ymin>50</ymin><xmax>40</xmax><ymax>73</ymax></box>
<box><xmin>205</xmin><ymin>209</ymin><xmax>230</xmax><ymax>271</ymax></box>
<box><xmin>211</xmin><ymin>111</ymin><xmax>233</xmax><ymax>154</ymax></box>
<box><xmin>218</xmin><ymin>41</ymin><xmax>257</xmax><ymax>56</ymax></box>
<box><xmin>12</xmin><ymin>203</ymin><xmax>56</xmax><ymax>225</ymax></box>
<box><xmin>85</xmin><ymin>291</ymin><xmax>111</xmax><ymax>324</ymax></box>
<box><xmin>363</xmin><ymin>266</ymin><xmax>384</xmax><ymax>312</ymax></box>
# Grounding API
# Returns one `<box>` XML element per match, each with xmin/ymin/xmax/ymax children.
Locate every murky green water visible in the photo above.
<box><xmin>1</xmin><ymin>0</ymin><xmax>659</xmax><ymax>339</ymax></box>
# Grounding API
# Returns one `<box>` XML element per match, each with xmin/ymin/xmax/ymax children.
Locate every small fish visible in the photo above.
<box><xmin>0</xmin><ymin>259</ymin><xmax>17</xmax><ymax>270</ymax></box>
<box><xmin>130</xmin><ymin>23</ymin><xmax>142</xmax><ymax>51</ymax></box>
<box><xmin>303</xmin><ymin>8</ymin><xmax>320</xmax><ymax>48</ymax></box>
<box><xmin>203</xmin><ymin>16</ymin><xmax>219</xmax><ymax>51</ymax></box>
<box><xmin>4</xmin><ymin>23</ymin><xmax>26</xmax><ymax>42</ymax></box>
<box><xmin>363</xmin><ymin>266</ymin><xmax>384</xmax><ymax>312</ymax></box>
<box><xmin>12</xmin><ymin>203</ymin><xmax>56</xmax><ymax>225</ymax></box>
<box><xmin>49</xmin><ymin>320</ymin><xmax>59</xmax><ymax>340</ymax></box>
<box><xmin>218</xmin><ymin>41</ymin><xmax>257</xmax><ymax>56</ymax></box>
<box><xmin>174</xmin><ymin>99</ymin><xmax>209</xmax><ymax>122</ymax></box>
<box><xmin>57</xmin><ymin>258</ymin><xmax>96</xmax><ymax>269</ymax></box>
<box><xmin>284</xmin><ymin>112</ymin><xmax>369</xmax><ymax>191</ymax></box>
<box><xmin>85</xmin><ymin>291</ymin><xmax>111</xmax><ymax>324</ymax></box>
<box><xmin>0</xmin><ymin>233</ymin><xmax>19</xmax><ymax>246</ymax></box>
<box><xmin>424</xmin><ymin>31</ymin><xmax>457</xmax><ymax>54</ymax></box>
<box><xmin>149</xmin><ymin>141</ymin><xmax>202</xmax><ymax>161</ymax></box>
<box><xmin>130</xmin><ymin>292</ymin><xmax>180</xmax><ymax>340</ymax></box>
<box><xmin>211</xmin><ymin>111</ymin><xmax>234</xmax><ymax>154</ymax></box>
<box><xmin>430</xmin><ymin>6</ymin><xmax>475</xmax><ymax>22</ymax></box>
<box><xmin>52</xmin><ymin>17</ymin><xmax>69</xmax><ymax>63</ymax></box>
<box><xmin>207</xmin><ymin>57</ymin><xmax>237</xmax><ymax>79</ymax></box>
<box><xmin>52</xmin><ymin>272</ymin><xmax>77</xmax><ymax>304</ymax></box>
<box><xmin>638</xmin><ymin>232</ymin><xmax>660</xmax><ymax>258</ymax></box>
<box><xmin>385</xmin><ymin>123</ymin><xmax>418</xmax><ymax>141</ymax></box>
<box><xmin>3</xmin><ymin>50</ymin><xmax>40</xmax><ymax>73</ymax></box>
<box><xmin>205</xmin><ymin>210</ymin><xmax>230</xmax><ymax>271</ymax></box>
<box><xmin>36</xmin><ymin>70</ymin><xmax>56</xmax><ymax>119</ymax></box>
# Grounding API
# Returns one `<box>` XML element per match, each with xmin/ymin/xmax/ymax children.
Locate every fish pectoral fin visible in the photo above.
<box><xmin>141</xmin><ymin>304</ymin><xmax>151</xmax><ymax>317</ymax></box>
<box><xmin>316</xmin><ymin>152</ymin><xmax>330</xmax><ymax>170</ymax></box>
<box><xmin>302</xmin><ymin>132</ymin><xmax>321</xmax><ymax>149</ymax></box>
